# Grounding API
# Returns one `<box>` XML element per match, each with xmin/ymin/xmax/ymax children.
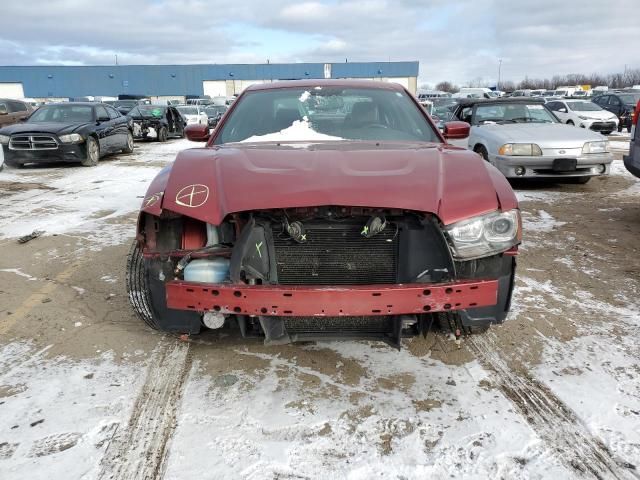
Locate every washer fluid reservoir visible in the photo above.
<box><xmin>184</xmin><ymin>258</ymin><xmax>230</xmax><ymax>283</ymax></box>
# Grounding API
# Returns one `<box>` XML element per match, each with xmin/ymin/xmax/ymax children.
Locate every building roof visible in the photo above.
<box><xmin>0</xmin><ymin>62</ymin><xmax>419</xmax><ymax>98</ymax></box>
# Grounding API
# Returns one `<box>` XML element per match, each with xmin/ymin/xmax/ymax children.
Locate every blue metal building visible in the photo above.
<box><xmin>0</xmin><ymin>61</ymin><xmax>419</xmax><ymax>99</ymax></box>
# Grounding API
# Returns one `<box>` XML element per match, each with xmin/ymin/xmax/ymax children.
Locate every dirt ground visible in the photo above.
<box><xmin>0</xmin><ymin>138</ymin><xmax>638</xmax><ymax>479</ymax></box>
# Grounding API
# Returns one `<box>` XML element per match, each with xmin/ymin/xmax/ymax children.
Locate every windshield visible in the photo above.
<box><xmin>205</xmin><ymin>106</ymin><xmax>226</xmax><ymax>116</ymax></box>
<box><xmin>619</xmin><ymin>94</ymin><xmax>640</xmax><ymax>105</ymax></box>
<box><xmin>215</xmin><ymin>87</ymin><xmax>440</xmax><ymax>144</ymax></box>
<box><xmin>431</xmin><ymin>98</ymin><xmax>457</xmax><ymax>118</ymax></box>
<box><xmin>28</xmin><ymin>104</ymin><xmax>94</xmax><ymax>123</ymax></box>
<box><xmin>130</xmin><ymin>106</ymin><xmax>166</xmax><ymax>118</ymax></box>
<box><xmin>177</xmin><ymin>106</ymin><xmax>198</xmax><ymax>115</ymax></box>
<box><xmin>567</xmin><ymin>102</ymin><xmax>601</xmax><ymax>112</ymax></box>
<box><xmin>474</xmin><ymin>102</ymin><xmax>556</xmax><ymax>124</ymax></box>
<box><xmin>555</xmin><ymin>91</ymin><xmax>567</xmax><ymax>96</ymax></box>
<box><xmin>112</xmin><ymin>100</ymin><xmax>137</xmax><ymax>108</ymax></box>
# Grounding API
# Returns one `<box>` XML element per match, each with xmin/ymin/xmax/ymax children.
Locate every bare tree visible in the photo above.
<box><xmin>435</xmin><ymin>81</ymin><xmax>459</xmax><ymax>93</ymax></box>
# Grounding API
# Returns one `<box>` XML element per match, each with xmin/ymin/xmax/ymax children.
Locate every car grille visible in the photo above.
<box><xmin>9</xmin><ymin>134</ymin><xmax>59</xmax><ymax>150</ymax></box>
<box><xmin>589</xmin><ymin>122</ymin><xmax>616</xmax><ymax>132</ymax></box>
<box><xmin>272</xmin><ymin>221</ymin><xmax>398</xmax><ymax>285</ymax></box>
<box><xmin>284</xmin><ymin>316</ymin><xmax>393</xmax><ymax>334</ymax></box>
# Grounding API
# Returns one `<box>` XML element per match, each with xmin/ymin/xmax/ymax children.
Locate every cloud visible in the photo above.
<box><xmin>0</xmin><ymin>0</ymin><xmax>638</xmax><ymax>86</ymax></box>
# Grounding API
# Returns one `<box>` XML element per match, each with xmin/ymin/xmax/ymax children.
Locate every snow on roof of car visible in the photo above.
<box><xmin>239</xmin><ymin>118</ymin><xmax>344</xmax><ymax>143</ymax></box>
<box><xmin>244</xmin><ymin>79</ymin><xmax>406</xmax><ymax>92</ymax></box>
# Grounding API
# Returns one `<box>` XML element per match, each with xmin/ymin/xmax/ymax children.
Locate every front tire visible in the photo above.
<box><xmin>126</xmin><ymin>240</ymin><xmax>202</xmax><ymax>334</ymax></box>
<box><xmin>566</xmin><ymin>176</ymin><xmax>591</xmax><ymax>184</ymax></box>
<box><xmin>122</xmin><ymin>131</ymin><xmax>134</xmax><ymax>153</ymax></box>
<box><xmin>566</xmin><ymin>120</ymin><xmax>574</xmax><ymax>126</ymax></box>
<box><xmin>126</xmin><ymin>240</ymin><xmax>160</xmax><ymax>330</ymax></box>
<box><xmin>158</xmin><ymin>127</ymin><xmax>168</xmax><ymax>142</ymax></box>
<box><xmin>81</xmin><ymin>136</ymin><xmax>99</xmax><ymax>167</ymax></box>
<box><xmin>474</xmin><ymin>145</ymin><xmax>489</xmax><ymax>161</ymax></box>
<box><xmin>3</xmin><ymin>157</ymin><xmax>23</xmax><ymax>169</ymax></box>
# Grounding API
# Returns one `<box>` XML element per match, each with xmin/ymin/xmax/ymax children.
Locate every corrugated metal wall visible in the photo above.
<box><xmin>0</xmin><ymin>62</ymin><xmax>418</xmax><ymax>98</ymax></box>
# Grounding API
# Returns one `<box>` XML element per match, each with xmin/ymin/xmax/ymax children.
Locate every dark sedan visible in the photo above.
<box><xmin>203</xmin><ymin>105</ymin><xmax>228</xmax><ymax>128</ymax></box>
<box><xmin>109</xmin><ymin>99</ymin><xmax>150</xmax><ymax>115</ymax></box>
<box><xmin>128</xmin><ymin>105</ymin><xmax>186</xmax><ymax>141</ymax></box>
<box><xmin>0</xmin><ymin>102</ymin><xmax>133</xmax><ymax>167</ymax></box>
<box><xmin>592</xmin><ymin>91</ymin><xmax>640</xmax><ymax>132</ymax></box>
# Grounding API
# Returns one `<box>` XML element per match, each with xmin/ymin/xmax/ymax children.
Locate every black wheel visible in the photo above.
<box><xmin>3</xmin><ymin>157</ymin><xmax>23</xmax><ymax>168</ymax></box>
<box><xmin>81</xmin><ymin>136</ymin><xmax>99</xmax><ymax>167</ymax></box>
<box><xmin>467</xmin><ymin>325</ymin><xmax>490</xmax><ymax>334</ymax></box>
<box><xmin>126</xmin><ymin>240</ymin><xmax>202</xmax><ymax>334</ymax></box>
<box><xmin>126</xmin><ymin>240</ymin><xmax>160</xmax><ymax>330</ymax></box>
<box><xmin>435</xmin><ymin>312</ymin><xmax>490</xmax><ymax>335</ymax></box>
<box><xmin>566</xmin><ymin>120</ymin><xmax>574</xmax><ymax>126</ymax></box>
<box><xmin>158</xmin><ymin>127</ymin><xmax>168</xmax><ymax>142</ymax></box>
<box><xmin>474</xmin><ymin>145</ymin><xmax>489</xmax><ymax>161</ymax></box>
<box><xmin>602</xmin><ymin>130</ymin><xmax>613</xmax><ymax>135</ymax></box>
<box><xmin>566</xmin><ymin>176</ymin><xmax>591</xmax><ymax>184</ymax></box>
<box><xmin>122</xmin><ymin>131</ymin><xmax>134</xmax><ymax>153</ymax></box>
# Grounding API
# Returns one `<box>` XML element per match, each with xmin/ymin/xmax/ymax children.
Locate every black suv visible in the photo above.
<box><xmin>623</xmin><ymin>99</ymin><xmax>640</xmax><ymax>178</ymax></box>
<box><xmin>592</xmin><ymin>91</ymin><xmax>640</xmax><ymax>132</ymax></box>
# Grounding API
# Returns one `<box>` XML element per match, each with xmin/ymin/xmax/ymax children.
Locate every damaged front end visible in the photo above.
<box><xmin>130</xmin><ymin>205</ymin><xmax>518</xmax><ymax>348</ymax></box>
<box><xmin>132</xmin><ymin>119</ymin><xmax>163</xmax><ymax>140</ymax></box>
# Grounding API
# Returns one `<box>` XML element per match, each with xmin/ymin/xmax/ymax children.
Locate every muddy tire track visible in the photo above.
<box><xmin>98</xmin><ymin>340</ymin><xmax>192</xmax><ymax>480</ymax></box>
<box><xmin>469</xmin><ymin>333</ymin><xmax>638</xmax><ymax>480</ymax></box>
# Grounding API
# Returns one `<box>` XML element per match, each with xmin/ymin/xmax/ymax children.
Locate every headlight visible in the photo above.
<box><xmin>445</xmin><ymin>209</ymin><xmax>521</xmax><ymax>260</ymax></box>
<box><xmin>582</xmin><ymin>141</ymin><xmax>609</xmax><ymax>154</ymax></box>
<box><xmin>0</xmin><ymin>134</ymin><xmax>10</xmax><ymax>145</ymax></box>
<box><xmin>498</xmin><ymin>143</ymin><xmax>542</xmax><ymax>156</ymax></box>
<box><xmin>58</xmin><ymin>133</ymin><xmax>84</xmax><ymax>144</ymax></box>
<box><xmin>578</xmin><ymin>115</ymin><xmax>590</xmax><ymax>120</ymax></box>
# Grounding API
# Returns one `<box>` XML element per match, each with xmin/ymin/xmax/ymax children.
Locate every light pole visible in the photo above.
<box><xmin>498</xmin><ymin>59</ymin><xmax>502</xmax><ymax>90</ymax></box>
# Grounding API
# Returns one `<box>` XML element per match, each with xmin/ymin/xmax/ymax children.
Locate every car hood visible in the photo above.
<box><xmin>573</xmin><ymin>110</ymin><xmax>617</xmax><ymax>120</ymax></box>
<box><xmin>0</xmin><ymin>122</ymin><xmax>91</xmax><ymax>135</ymax></box>
<box><xmin>142</xmin><ymin>142</ymin><xmax>517</xmax><ymax>226</ymax></box>
<box><xmin>476</xmin><ymin>122</ymin><xmax>606</xmax><ymax>146</ymax></box>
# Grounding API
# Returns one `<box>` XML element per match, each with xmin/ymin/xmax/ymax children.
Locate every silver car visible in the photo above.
<box><xmin>451</xmin><ymin>99</ymin><xmax>613</xmax><ymax>183</ymax></box>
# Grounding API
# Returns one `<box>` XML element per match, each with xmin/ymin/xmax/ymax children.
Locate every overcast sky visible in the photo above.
<box><xmin>1</xmin><ymin>0</ymin><xmax>638</xmax><ymax>86</ymax></box>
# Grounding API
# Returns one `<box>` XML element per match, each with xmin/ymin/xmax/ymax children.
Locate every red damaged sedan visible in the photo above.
<box><xmin>126</xmin><ymin>80</ymin><xmax>521</xmax><ymax>347</ymax></box>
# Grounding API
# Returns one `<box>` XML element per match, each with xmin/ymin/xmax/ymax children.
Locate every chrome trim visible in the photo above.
<box><xmin>9</xmin><ymin>134</ymin><xmax>59</xmax><ymax>151</ymax></box>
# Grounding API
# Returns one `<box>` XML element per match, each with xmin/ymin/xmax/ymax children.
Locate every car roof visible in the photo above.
<box><xmin>39</xmin><ymin>102</ymin><xmax>98</xmax><ymax>107</ymax></box>
<box><xmin>244</xmin><ymin>79</ymin><xmax>406</xmax><ymax>92</ymax></box>
<box><xmin>455</xmin><ymin>97</ymin><xmax>546</xmax><ymax>108</ymax></box>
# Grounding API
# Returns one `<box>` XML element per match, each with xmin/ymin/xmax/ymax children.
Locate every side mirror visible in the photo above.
<box><xmin>185</xmin><ymin>124</ymin><xmax>210</xmax><ymax>142</ymax></box>
<box><xmin>443</xmin><ymin>121</ymin><xmax>470</xmax><ymax>140</ymax></box>
<box><xmin>558</xmin><ymin>108</ymin><xmax>567</xmax><ymax>113</ymax></box>
<box><xmin>97</xmin><ymin>116</ymin><xmax>110</xmax><ymax>123</ymax></box>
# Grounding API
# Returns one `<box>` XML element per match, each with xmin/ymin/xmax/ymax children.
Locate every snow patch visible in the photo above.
<box><xmin>0</xmin><ymin>268</ymin><xmax>38</xmax><ymax>281</ymax></box>
<box><xmin>0</xmin><ymin>341</ymin><xmax>144</xmax><ymax>480</ymax></box>
<box><xmin>0</xmin><ymin>140</ymin><xmax>190</xmax><ymax>247</ymax></box>
<box><xmin>523</xmin><ymin>210</ymin><xmax>566</xmax><ymax>233</ymax></box>
<box><xmin>163</xmin><ymin>343</ymin><xmax>570</xmax><ymax>479</ymax></box>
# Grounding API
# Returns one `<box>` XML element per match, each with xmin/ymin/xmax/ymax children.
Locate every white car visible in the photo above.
<box><xmin>176</xmin><ymin>106</ymin><xmax>209</xmax><ymax>126</ymax></box>
<box><xmin>546</xmin><ymin>99</ymin><xmax>618</xmax><ymax>135</ymax></box>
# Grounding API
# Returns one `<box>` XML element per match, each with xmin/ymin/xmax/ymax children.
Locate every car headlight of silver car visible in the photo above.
<box><xmin>582</xmin><ymin>141</ymin><xmax>609</xmax><ymax>154</ymax></box>
<box><xmin>498</xmin><ymin>143</ymin><xmax>542</xmax><ymax>156</ymax></box>
<box><xmin>0</xmin><ymin>134</ymin><xmax>10</xmax><ymax>145</ymax></box>
<box><xmin>445</xmin><ymin>209</ymin><xmax>521</xmax><ymax>260</ymax></box>
<box><xmin>58</xmin><ymin>133</ymin><xmax>85</xmax><ymax>144</ymax></box>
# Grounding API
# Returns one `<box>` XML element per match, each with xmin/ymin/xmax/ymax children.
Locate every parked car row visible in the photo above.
<box><xmin>0</xmin><ymin>102</ymin><xmax>134</xmax><ymax>169</ymax></box>
<box><xmin>0</xmin><ymin>96</ymin><xmax>232</xmax><ymax>168</ymax></box>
